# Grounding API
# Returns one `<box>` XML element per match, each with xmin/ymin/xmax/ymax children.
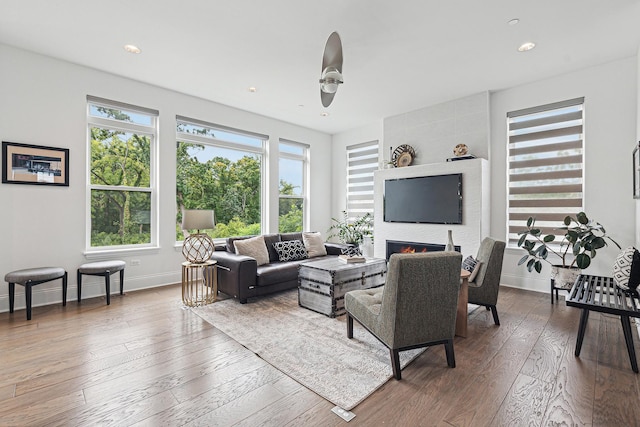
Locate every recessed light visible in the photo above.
<box><xmin>298</xmin><ymin>104</ymin><xmax>305</xmax><ymax>108</ymax></box>
<box><xmin>123</xmin><ymin>44</ymin><xmax>141</xmax><ymax>54</ymax></box>
<box><xmin>248</xmin><ymin>87</ymin><xmax>257</xmax><ymax>93</ymax></box>
<box><xmin>508</xmin><ymin>18</ymin><xmax>520</xmax><ymax>26</ymax></box>
<box><xmin>320</xmin><ymin>112</ymin><xmax>329</xmax><ymax>117</ymax></box>
<box><xmin>518</xmin><ymin>42</ymin><xmax>536</xmax><ymax>52</ymax></box>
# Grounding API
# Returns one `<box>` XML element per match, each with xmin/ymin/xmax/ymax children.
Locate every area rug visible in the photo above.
<box><xmin>191</xmin><ymin>289</ymin><xmax>425</xmax><ymax>410</ymax></box>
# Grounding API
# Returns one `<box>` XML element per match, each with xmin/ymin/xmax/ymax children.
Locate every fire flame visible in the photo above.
<box><xmin>399</xmin><ymin>246</ymin><xmax>427</xmax><ymax>254</ymax></box>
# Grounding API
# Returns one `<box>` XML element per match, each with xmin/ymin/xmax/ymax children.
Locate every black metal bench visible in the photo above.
<box><xmin>566</xmin><ymin>274</ymin><xmax>640</xmax><ymax>373</ymax></box>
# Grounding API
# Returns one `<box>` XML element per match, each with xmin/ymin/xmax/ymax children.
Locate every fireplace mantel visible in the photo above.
<box><xmin>373</xmin><ymin>158</ymin><xmax>489</xmax><ymax>259</ymax></box>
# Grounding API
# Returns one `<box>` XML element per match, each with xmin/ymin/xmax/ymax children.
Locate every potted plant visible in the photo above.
<box><xmin>516</xmin><ymin>211</ymin><xmax>620</xmax><ymax>288</ymax></box>
<box><xmin>327</xmin><ymin>211</ymin><xmax>374</xmax><ymax>254</ymax></box>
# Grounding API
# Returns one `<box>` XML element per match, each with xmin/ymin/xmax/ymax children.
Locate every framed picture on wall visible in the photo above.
<box><xmin>2</xmin><ymin>141</ymin><xmax>69</xmax><ymax>186</ymax></box>
<box><xmin>634</xmin><ymin>142</ymin><xmax>640</xmax><ymax>199</ymax></box>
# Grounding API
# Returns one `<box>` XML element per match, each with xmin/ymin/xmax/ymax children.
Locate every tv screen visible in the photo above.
<box><xmin>384</xmin><ymin>173</ymin><xmax>462</xmax><ymax>224</ymax></box>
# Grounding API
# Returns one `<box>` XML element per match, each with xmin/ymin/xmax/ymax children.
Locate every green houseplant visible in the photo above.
<box><xmin>327</xmin><ymin>211</ymin><xmax>373</xmax><ymax>246</ymax></box>
<box><xmin>516</xmin><ymin>211</ymin><xmax>620</xmax><ymax>286</ymax></box>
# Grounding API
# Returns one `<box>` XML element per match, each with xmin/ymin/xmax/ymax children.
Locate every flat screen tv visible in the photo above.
<box><xmin>384</xmin><ymin>173</ymin><xmax>462</xmax><ymax>224</ymax></box>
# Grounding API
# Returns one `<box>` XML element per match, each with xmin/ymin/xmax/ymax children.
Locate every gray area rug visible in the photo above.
<box><xmin>191</xmin><ymin>289</ymin><xmax>425</xmax><ymax>410</ymax></box>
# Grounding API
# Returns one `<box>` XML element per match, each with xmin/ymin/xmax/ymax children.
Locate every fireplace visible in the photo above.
<box><xmin>386</xmin><ymin>239</ymin><xmax>461</xmax><ymax>261</ymax></box>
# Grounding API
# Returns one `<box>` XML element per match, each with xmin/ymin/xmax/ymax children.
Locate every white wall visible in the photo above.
<box><xmin>492</xmin><ymin>56</ymin><xmax>638</xmax><ymax>292</ymax></box>
<box><xmin>0</xmin><ymin>43</ymin><xmax>332</xmax><ymax>313</ymax></box>
<box><xmin>383</xmin><ymin>92</ymin><xmax>490</xmax><ymax>165</ymax></box>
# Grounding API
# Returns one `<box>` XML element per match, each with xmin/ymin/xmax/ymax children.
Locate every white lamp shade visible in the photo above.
<box><xmin>181</xmin><ymin>209</ymin><xmax>215</xmax><ymax>231</ymax></box>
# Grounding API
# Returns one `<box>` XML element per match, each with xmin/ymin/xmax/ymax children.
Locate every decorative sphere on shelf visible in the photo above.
<box><xmin>453</xmin><ymin>144</ymin><xmax>468</xmax><ymax>156</ymax></box>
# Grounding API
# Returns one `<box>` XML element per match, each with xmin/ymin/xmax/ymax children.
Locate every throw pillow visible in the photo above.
<box><xmin>234</xmin><ymin>235</ymin><xmax>269</xmax><ymax>266</ymax></box>
<box><xmin>613</xmin><ymin>247</ymin><xmax>640</xmax><ymax>293</ymax></box>
<box><xmin>341</xmin><ymin>245</ymin><xmax>362</xmax><ymax>257</ymax></box>
<box><xmin>273</xmin><ymin>239</ymin><xmax>309</xmax><ymax>262</ymax></box>
<box><xmin>303</xmin><ymin>232</ymin><xmax>327</xmax><ymax>258</ymax></box>
<box><xmin>462</xmin><ymin>255</ymin><xmax>482</xmax><ymax>282</ymax></box>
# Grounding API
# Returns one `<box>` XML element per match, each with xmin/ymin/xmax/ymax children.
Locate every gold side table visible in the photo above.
<box><xmin>182</xmin><ymin>260</ymin><xmax>217</xmax><ymax>306</ymax></box>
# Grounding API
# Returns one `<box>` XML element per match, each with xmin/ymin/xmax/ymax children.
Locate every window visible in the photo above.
<box><xmin>507</xmin><ymin>97</ymin><xmax>584</xmax><ymax>247</ymax></box>
<box><xmin>176</xmin><ymin>116</ymin><xmax>265</xmax><ymax>240</ymax></box>
<box><xmin>279</xmin><ymin>140</ymin><xmax>308</xmax><ymax>232</ymax></box>
<box><xmin>346</xmin><ymin>141</ymin><xmax>379</xmax><ymax>220</ymax></box>
<box><xmin>87</xmin><ymin>96</ymin><xmax>158</xmax><ymax>249</ymax></box>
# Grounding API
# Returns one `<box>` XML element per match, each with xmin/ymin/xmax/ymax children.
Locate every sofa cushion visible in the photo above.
<box><xmin>234</xmin><ymin>235</ymin><xmax>269</xmax><ymax>266</ymax></box>
<box><xmin>273</xmin><ymin>239</ymin><xmax>309</xmax><ymax>262</ymax></box>
<box><xmin>280</xmin><ymin>232</ymin><xmax>303</xmax><ymax>242</ymax></box>
<box><xmin>226</xmin><ymin>235</ymin><xmax>253</xmax><ymax>253</ymax></box>
<box><xmin>256</xmin><ymin>261</ymin><xmax>305</xmax><ymax>287</ymax></box>
<box><xmin>303</xmin><ymin>232</ymin><xmax>327</xmax><ymax>258</ymax></box>
<box><xmin>263</xmin><ymin>234</ymin><xmax>282</xmax><ymax>263</ymax></box>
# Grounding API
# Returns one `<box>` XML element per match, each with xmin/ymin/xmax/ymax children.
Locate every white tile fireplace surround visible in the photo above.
<box><xmin>373</xmin><ymin>158</ymin><xmax>489</xmax><ymax>260</ymax></box>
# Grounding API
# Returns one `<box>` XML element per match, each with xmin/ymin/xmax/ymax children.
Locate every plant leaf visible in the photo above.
<box><xmin>576</xmin><ymin>253</ymin><xmax>591</xmax><ymax>269</ymax></box>
<box><xmin>527</xmin><ymin>217</ymin><xmax>534</xmax><ymax>227</ymax></box>
<box><xmin>534</xmin><ymin>260</ymin><xmax>542</xmax><ymax>273</ymax></box>
<box><xmin>539</xmin><ymin>246</ymin><xmax>548</xmax><ymax>259</ymax></box>
<box><xmin>517</xmin><ymin>234</ymin><xmax>527</xmax><ymax>247</ymax></box>
<box><xmin>591</xmin><ymin>236</ymin><xmax>606</xmax><ymax>249</ymax></box>
<box><xmin>573</xmin><ymin>241</ymin><xmax>581</xmax><ymax>255</ymax></box>
<box><xmin>543</xmin><ymin>234</ymin><xmax>555</xmax><ymax>243</ymax></box>
<box><xmin>576</xmin><ymin>212</ymin><xmax>588</xmax><ymax>224</ymax></box>
<box><xmin>518</xmin><ymin>255</ymin><xmax>529</xmax><ymax>265</ymax></box>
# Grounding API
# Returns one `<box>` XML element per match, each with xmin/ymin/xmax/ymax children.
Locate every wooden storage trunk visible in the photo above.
<box><xmin>298</xmin><ymin>257</ymin><xmax>387</xmax><ymax>317</ymax></box>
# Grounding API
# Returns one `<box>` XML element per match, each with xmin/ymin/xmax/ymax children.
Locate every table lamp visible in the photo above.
<box><xmin>181</xmin><ymin>209</ymin><xmax>215</xmax><ymax>263</ymax></box>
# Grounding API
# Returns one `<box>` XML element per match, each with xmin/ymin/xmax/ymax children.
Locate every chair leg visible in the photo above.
<box><xmin>390</xmin><ymin>349</ymin><xmax>401</xmax><ymax>380</ymax></box>
<box><xmin>77</xmin><ymin>270</ymin><xmax>82</xmax><ymax>302</ymax></box>
<box><xmin>490</xmin><ymin>305</ymin><xmax>500</xmax><ymax>325</ymax></box>
<box><xmin>105</xmin><ymin>272</ymin><xmax>111</xmax><ymax>305</ymax></box>
<box><xmin>62</xmin><ymin>272</ymin><xmax>67</xmax><ymax>306</ymax></box>
<box><xmin>347</xmin><ymin>314</ymin><xmax>354</xmax><ymax>339</ymax></box>
<box><xmin>445</xmin><ymin>339</ymin><xmax>456</xmax><ymax>368</ymax></box>
<box><xmin>119</xmin><ymin>269</ymin><xmax>125</xmax><ymax>295</ymax></box>
<box><xmin>9</xmin><ymin>282</ymin><xmax>15</xmax><ymax>313</ymax></box>
<box><xmin>25</xmin><ymin>283</ymin><xmax>32</xmax><ymax>321</ymax></box>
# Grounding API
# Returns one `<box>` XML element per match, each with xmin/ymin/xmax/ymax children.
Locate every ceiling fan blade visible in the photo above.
<box><xmin>322</xmin><ymin>31</ymin><xmax>343</xmax><ymax>72</ymax></box>
<box><xmin>320</xmin><ymin>31</ymin><xmax>343</xmax><ymax>107</ymax></box>
<box><xmin>321</xmin><ymin>90</ymin><xmax>336</xmax><ymax>108</ymax></box>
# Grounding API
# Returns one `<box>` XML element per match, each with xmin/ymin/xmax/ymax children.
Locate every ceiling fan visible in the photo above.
<box><xmin>319</xmin><ymin>31</ymin><xmax>343</xmax><ymax>107</ymax></box>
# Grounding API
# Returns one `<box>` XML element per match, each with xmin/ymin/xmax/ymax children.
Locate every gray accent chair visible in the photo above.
<box><xmin>345</xmin><ymin>251</ymin><xmax>462</xmax><ymax>380</ymax></box>
<box><xmin>468</xmin><ymin>237</ymin><xmax>506</xmax><ymax>325</ymax></box>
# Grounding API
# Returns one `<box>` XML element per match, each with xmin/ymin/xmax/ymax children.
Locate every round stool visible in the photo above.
<box><xmin>77</xmin><ymin>260</ymin><xmax>126</xmax><ymax>305</ymax></box>
<box><xmin>4</xmin><ymin>267</ymin><xmax>67</xmax><ymax>320</ymax></box>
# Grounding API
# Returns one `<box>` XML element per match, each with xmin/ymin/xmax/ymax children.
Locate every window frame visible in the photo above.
<box><xmin>85</xmin><ymin>96</ymin><xmax>159</xmax><ymax>254</ymax></box>
<box><xmin>506</xmin><ymin>97</ymin><xmax>585</xmax><ymax>249</ymax></box>
<box><xmin>175</xmin><ymin>116</ymin><xmax>267</xmax><ymax>243</ymax></box>
<box><xmin>278</xmin><ymin>139</ymin><xmax>309</xmax><ymax>232</ymax></box>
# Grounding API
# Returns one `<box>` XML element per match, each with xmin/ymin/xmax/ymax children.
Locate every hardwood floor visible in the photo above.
<box><xmin>1</xmin><ymin>284</ymin><xmax>639</xmax><ymax>426</ymax></box>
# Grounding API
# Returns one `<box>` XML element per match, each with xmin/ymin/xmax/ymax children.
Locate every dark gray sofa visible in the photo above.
<box><xmin>211</xmin><ymin>232</ymin><xmax>346</xmax><ymax>303</ymax></box>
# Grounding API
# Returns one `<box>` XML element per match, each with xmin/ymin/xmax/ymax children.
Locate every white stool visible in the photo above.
<box><xmin>77</xmin><ymin>260</ymin><xmax>126</xmax><ymax>305</ymax></box>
